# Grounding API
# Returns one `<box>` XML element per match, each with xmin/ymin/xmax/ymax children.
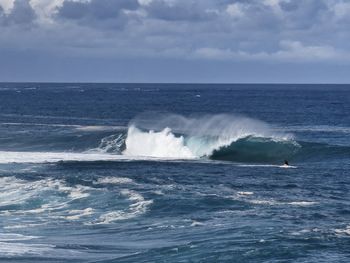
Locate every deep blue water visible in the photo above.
<box><xmin>0</xmin><ymin>83</ymin><xmax>349</xmax><ymax>262</ymax></box>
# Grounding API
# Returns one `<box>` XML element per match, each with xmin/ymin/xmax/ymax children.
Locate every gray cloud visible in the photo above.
<box><xmin>0</xmin><ymin>5</ymin><xmax>4</xmax><ymax>22</ymax></box>
<box><xmin>1</xmin><ymin>0</ymin><xmax>347</xmax><ymax>58</ymax></box>
<box><xmin>0</xmin><ymin>0</ymin><xmax>36</xmax><ymax>26</ymax></box>
<box><xmin>0</xmin><ymin>0</ymin><xmax>350</xmax><ymax>82</ymax></box>
<box><xmin>143</xmin><ymin>0</ymin><xmax>217</xmax><ymax>21</ymax></box>
<box><xmin>56</xmin><ymin>0</ymin><xmax>140</xmax><ymax>29</ymax></box>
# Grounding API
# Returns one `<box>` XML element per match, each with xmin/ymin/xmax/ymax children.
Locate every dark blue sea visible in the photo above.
<box><xmin>0</xmin><ymin>83</ymin><xmax>349</xmax><ymax>262</ymax></box>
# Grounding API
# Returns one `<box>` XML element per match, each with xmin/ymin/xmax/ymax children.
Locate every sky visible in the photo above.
<box><xmin>1</xmin><ymin>0</ymin><xmax>350</xmax><ymax>83</ymax></box>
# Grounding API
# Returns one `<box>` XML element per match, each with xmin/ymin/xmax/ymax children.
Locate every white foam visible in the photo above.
<box><xmin>334</xmin><ymin>226</ymin><xmax>350</xmax><ymax>236</ymax></box>
<box><xmin>89</xmin><ymin>134</ymin><xmax>126</xmax><ymax>153</ymax></box>
<box><xmin>65</xmin><ymin>208</ymin><xmax>94</xmax><ymax>220</ymax></box>
<box><xmin>94</xmin><ymin>177</ymin><xmax>134</xmax><ymax>185</ymax></box>
<box><xmin>238</xmin><ymin>164</ymin><xmax>279</xmax><ymax>167</ymax></box>
<box><xmin>0</xmin><ymin>150</ymin><xmax>188</xmax><ymax>164</ymax></box>
<box><xmin>290</xmin><ymin>229</ymin><xmax>311</xmax><ymax>236</ymax></box>
<box><xmin>75</xmin><ymin>125</ymin><xmax>124</xmax><ymax>132</ymax></box>
<box><xmin>123</xmin><ymin>126</ymin><xmax>195</xmax><ymax>158</ymax></box>
<box><xmin>0</xmin><ymin>242</ymin><xmax>54</xmax><ymax>256</ymax></box>
<box><xmin>249</xmin><ymin>199</ymin><xmax>317</xmax><ymax>206</ymax></box>
<box><xmin>92</xmin><ymin>189</ymin><xmax>153</xmax><ymax>224</ymax></box>
<box><xmin>237</xmin><ymin>191</ymin><xmax>254</xmax><ymax>196</ymax></box>
<box><xmin>4</xmin><ymin>223</ymin><xmax>48</xmax><ymax>229</ymax></box>
<box><xmin>230</xmin><ymin>192</ymin><xmax>317</xmax><ymax>207</ymax></box>
<box><xmin>0</xmin><ymin>177</ymin><xmax>39</xmax><ymax>206</ymax></box>
<box><xmin>0</xmin><ymin>233</ymin><xmax>40</xmax><ymax>241</ymax></box>
<box><xmin>238</xmin><ymin>164</ymin><xmax>297</xmax><ymax>169</ymax></box>
<box><xmin>0</xmin><ymin>177</ymin><xmax>91</xmax><ymax>216</ymax></box>
<box><xmin>249</xmin><ymin>199</ymin><xmax>279</xmax><ymax>205</ymax></box>
<box><xmin>0</xmin><ymin>175</ymin><xmax>153</xmax><ymax>225</ymax></box>
<box><xmin>279</xmin><ymin>165</ymin><xmax>298</xmax><ymax>169</ymax></box>
<box><xmin>0</xmin><ymin>151</ymin><xmax>121</xmax><ymax>164</ymax></box>
<box><xmin>191</xmin><ymin>221</ymin><xmax>205</xmax><ymax>227</ymax></box>
<box><xmin>288</xmin><ymin>201</ymin><xmax>317</xmax><ymax>206</ymax></box>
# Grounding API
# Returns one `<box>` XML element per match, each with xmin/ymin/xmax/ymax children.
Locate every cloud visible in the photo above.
<box><xmin>226</xmin><ymin>3</ymin><xmax>245</xmax><ymax>18</ymax></box>
<box><xmin>142</xmin><ymin>0</ymin><xmax>217</xmax><ymax>21</ymax></box>
<box><xmin>55</xmin><ymin>0</ymin><xmax>140</xmax><ymax>29</ymax></box>
<box><xmin>276</xmin><ymin>40</ymin><xmax>342</xmax><ymax>61</ymax></box>
<box><xmin>29</xmin><ymin>0</ymin><xmax>64</xmax><ymax>23</ymax></box>
<box><xmin>0</xmin><ymin>0</ymin><xmax>14</xmax><ymax>13</ymax></box>
<box><xmin>331</xmin><ymin>1</ymin><xmax>350</xmax><ymax>21</ymax></box>
<box><xmin>1</xmin><ymin>0</ymin><xmax>350</xmax><ymax>82</ymax></box>
<box><xmin>194</xmin><ymin>41</ymin><xmax>348</xmax><ymax>62</ymax></box>
<box><xmin>0</xmin><ymin>0</ymin><xmax>36</xmax><ymax>25</ymax></box>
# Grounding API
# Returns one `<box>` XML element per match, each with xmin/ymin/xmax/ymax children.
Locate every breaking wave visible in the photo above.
<box><xmin>1</xmin><ymin>114</ymin><xmax>349</xmax><ymax>164</ymax></box>
<box><xmin>119</xmin><ymin>114</ymin><xmax>350</xmax><ymax>163</ymax></box>
<box><xmin>122</xmin><ymin>114</ymin><xmax>298</xmax><ymax>162</ymax></box>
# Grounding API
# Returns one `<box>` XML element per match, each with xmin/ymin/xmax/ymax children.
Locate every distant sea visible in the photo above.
<box><xmin>0</xmin><ymin>83</ymin><xmax>349</xmax><ymax>262</ymax></box>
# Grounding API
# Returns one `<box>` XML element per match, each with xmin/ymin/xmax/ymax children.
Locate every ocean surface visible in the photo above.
<box><xmin>0</xmin><ymin>83</ymin><xmax>349</xmax><ymax>262</ymax></box>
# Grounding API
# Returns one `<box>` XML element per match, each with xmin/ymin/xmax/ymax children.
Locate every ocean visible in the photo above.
<box><xmin>0</xmin><ymin>83</ymin><xmax>349</xmax><ymax>262</ymax></box>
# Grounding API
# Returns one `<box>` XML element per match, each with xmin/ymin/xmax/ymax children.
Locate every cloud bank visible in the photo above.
<box><xmin>1</xmin><ymin>0</ymin><xmax>350</xmax><ymax>82</ymax></box>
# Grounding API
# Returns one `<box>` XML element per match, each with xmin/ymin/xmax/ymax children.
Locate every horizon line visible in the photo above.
<box><xmin>1</xmin><ymin>81</ymin><xmax>350</xmax><ymax>85</ymax></box>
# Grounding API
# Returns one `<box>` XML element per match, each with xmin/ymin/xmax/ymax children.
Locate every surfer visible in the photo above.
<box><xmin>284</xmin><ymin>160</ymin><xmax>289</xmax><ymax>166</ymax></box>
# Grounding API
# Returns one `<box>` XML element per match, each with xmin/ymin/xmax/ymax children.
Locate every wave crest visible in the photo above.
<box><xmin>121</xmin><ymin>114</ymin><xmax>297</xmax><ymax>162</ymax></box>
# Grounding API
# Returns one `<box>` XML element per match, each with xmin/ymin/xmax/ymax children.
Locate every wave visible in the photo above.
<box><xmin>210</xmin><ymin>136</ymin><xmax>300</xmax><ymax>163</ymax></box>
<box><xmin>0</xmin><ymin>114</ymin><xmax>349</xmax><ymax>164</ymax></box>
<box><xmin>119</xmin><ymin>114</ymin><xmax>297</xmax><ymax>162</ymax></box>
<box><xmin>122</xmin><ymin>126</ymin><xmax>299</xmax><ymax>163</ymax></box>
<box><xmin>119</xmin><ymin>114</ymin><xmax>350</xmax><ymax>163</ymax></box>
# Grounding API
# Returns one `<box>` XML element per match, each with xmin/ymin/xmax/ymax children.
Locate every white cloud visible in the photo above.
<box><xmin>262</xmin><ymin>0</ymin><xmax>295</xmax><ymax>17</ymax></box>
<box><xmin>29</xmin><ymin>0</ymin><xmax>92</xmax><ymax>23</ymax></box>
<box><xmin>138</xmin><ymin>0</ymin><xmax>153</xmax><ymax>6</ymax></box>
<box><xmin>29</xmin><ymin>0</ymin><xmax>63</xmax><ymax>22</ymax></box>
<box><xmin>0</xmin><ymin>0</ymin><xmax>14</xmax><ymax>13</ymax></box>
<box><xmin>226</xmin><ymin>3</ymin><xmax>244</xmax><ymax>18</ymax></box>
<box><xmin>263</xmin><ymin>0</ymin><xmax>284</xmax><ymax>16</ymax></box>
<box><xmin>332</xmin><ymin>1</ymin><xmax>350</xmax><ymax>19</ymax></box>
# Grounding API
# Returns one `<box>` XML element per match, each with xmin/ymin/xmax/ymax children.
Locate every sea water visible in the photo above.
<box><xmin>0</xmin><ymin>83</ymin><xmax>349</xmax><ymax>262</ymax></box>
